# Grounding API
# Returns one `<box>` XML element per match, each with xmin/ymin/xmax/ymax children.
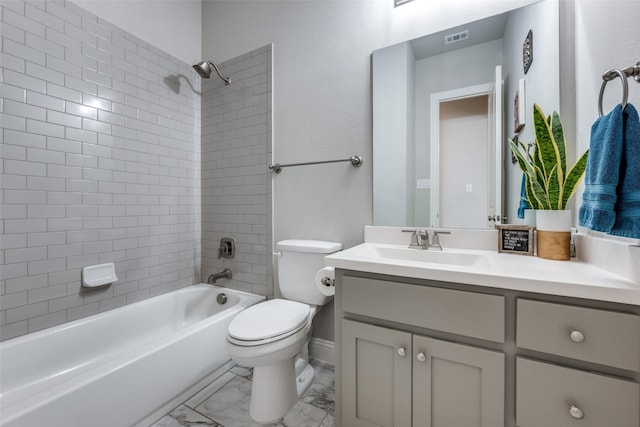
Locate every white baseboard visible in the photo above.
<box><xmin>309</xmin><ymin>337</ymin><xmax>335</xmax><ymax>365</ymax></box>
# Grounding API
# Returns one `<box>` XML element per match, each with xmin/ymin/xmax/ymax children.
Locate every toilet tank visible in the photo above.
<box><xmin>276</xmin><ymin>240</ymin><xmax>342</xmax><ymax>306</ymax></box>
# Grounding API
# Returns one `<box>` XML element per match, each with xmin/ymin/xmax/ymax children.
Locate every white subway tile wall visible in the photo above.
<box><xmin>1</xmin><ymin>0</ymin><xmax>202</xmax><ymax>340</ymax></box>
<box><xmin>201</xmin><ymin>46</ymin><xmax>273</xmax><ymax>297</ymax></box>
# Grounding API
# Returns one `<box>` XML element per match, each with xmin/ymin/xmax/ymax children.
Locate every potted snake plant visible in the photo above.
<box><xmin>509</xmin><ymin>103</ymin><xmax>589</xmax><ymax>260</ymax></box>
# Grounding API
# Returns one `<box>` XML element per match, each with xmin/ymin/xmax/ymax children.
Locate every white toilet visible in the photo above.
<box><xmin>227</xmin><ymin>239</ymin><xmax>341</xmax><ymax>424</ymax></box>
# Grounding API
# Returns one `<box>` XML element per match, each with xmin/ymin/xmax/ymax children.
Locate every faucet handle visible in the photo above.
<box><xmin>402</xmin><ymin>229</ymin><xmax>420</xmax><ymax>247</ymax></box>
<box><xmin>402</xmin><ymin>229</ymin><xmax>429</xmax><ymax>248</ymax></box>
<box><xmin>430</xmin><ymin>230</ymin><xmax>450</xmax><ymax>250</ymax></box>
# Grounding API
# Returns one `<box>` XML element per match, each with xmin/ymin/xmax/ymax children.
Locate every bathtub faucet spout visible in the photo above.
<box><xmin>208</xmin><ymin>268</ymin><xmax>232</xmax><ymax>285</ymax></box>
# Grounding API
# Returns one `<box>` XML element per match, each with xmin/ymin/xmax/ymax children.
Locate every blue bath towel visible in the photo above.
<box><xmin>517</xmin><ymin>174</ymin><xmax>530</xmax><ymax>219</ymax></box>
<box><xmin>610</xmin><ymin>103</ymin><xmax>640</xmax><ymax>238</ymax></box>
<box><xmin>579</xmin><ymin>104</ymin><xmax>625</xmax><ymax>232</ymax></box>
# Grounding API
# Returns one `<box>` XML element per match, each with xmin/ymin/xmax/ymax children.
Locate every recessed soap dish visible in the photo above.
<box><xmin>82</xmin><ymin>263</ymin><xmax>118</xmax><ymax>288</ymax></box>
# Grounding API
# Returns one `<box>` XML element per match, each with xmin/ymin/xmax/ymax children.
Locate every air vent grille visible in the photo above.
<box><xmin>444</xmin><ymin>30</ymin><xmax>469</xmax><ymax>44</ymax></box>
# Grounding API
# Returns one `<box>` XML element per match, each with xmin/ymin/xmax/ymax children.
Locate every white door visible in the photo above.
<box><xmin>438</xmin><ymin>95</ymin><xmax>489</xmax><ymax>229</ymax></box>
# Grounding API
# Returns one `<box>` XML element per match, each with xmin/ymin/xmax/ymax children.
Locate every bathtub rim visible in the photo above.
<box><xmin>0</xmin><ymin>284</ymin><xmax>261</xmax><ymax>348</ymax></box>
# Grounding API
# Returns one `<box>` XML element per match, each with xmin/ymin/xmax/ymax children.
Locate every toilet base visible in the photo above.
<box><xmin>295</xmin><ymin>358</ymin><xmax>314</xmax><ymax>397</ymax></box>
<box><xmin>249</xmin><ymin>356</ymin><xmax>315</xmax><ymax>424</ymax></box>
<box><xmin>250</xmin><ymin>357</ymin><xmax>297</xmax><ymax>424</ymax></box>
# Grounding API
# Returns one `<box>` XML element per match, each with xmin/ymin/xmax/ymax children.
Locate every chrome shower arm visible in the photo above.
<box><xmin>207</xmin><ymin>61</ymin><xmax>231</xmax><ymax>85</ymax></box>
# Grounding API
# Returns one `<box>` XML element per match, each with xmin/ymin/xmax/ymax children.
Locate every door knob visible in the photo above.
<box><xmin>416</xmin><ymin>352</ymin><xmax>426</xmax><ymax>362</ymax></box>
<box><xmin>397</xmin><ymin>347</ymin><xmax>406</xmax><ymax>357</ymax></box>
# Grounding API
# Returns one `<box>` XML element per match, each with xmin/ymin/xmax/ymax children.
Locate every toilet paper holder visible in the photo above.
<box><xmin>315</xmin><ymin>266</ymin><xmax>336</xmax><ymax>297</ymax></box>
<box><xmin>320</xmin><ymin>276</ymin><xmax>334</xmax><ymax>287</ymax></box>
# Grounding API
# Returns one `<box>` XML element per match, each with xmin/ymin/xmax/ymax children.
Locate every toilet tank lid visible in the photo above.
<box><xmin>277</xmin><ymin>240</ymin><xmax>342</xmax><ymax>254</ymax></box>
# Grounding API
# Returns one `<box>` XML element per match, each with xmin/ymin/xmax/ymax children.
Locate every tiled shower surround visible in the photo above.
<box><xmin>1</xmin><ymin>1</ymin><xmax>274</xmax><ymax>342</ymax></box>
<box><xmin>200</xmin><ymin>46</ymin><xmax>273</xmax><ymax>298</ymax></box>
<box><xmin>0</xmin><ymin>0</ymin><xmax>206</xmax><ymax>340</ymax></box>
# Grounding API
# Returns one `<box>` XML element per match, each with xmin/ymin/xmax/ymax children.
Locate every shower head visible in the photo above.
<box><xmin>193</xmin><ymin>61</ymin><xmax>211</xmax><ymax>78</ymax></box>
<box><xmin>192</xmin><ymin>61</ymin><xmax>231</xmax><ymax>85</ymax></box>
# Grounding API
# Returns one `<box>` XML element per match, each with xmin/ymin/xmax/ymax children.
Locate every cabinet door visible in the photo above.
<box><xmin>342</xmin><ymin>319</ymin><xmax>412</xmax><ymax>427</ymax></box>
<box><xmin>412</xmin><ymin>335</ymin><xmax>505</xmax><ymax>427</ymax></box>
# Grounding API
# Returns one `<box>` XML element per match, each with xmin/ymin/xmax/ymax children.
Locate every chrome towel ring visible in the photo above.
<box><xmin>598</xmin><ymin>62</ymin><xmax>640</xmax><ymax>117</ymax></box>
<box><xmin>598</xmin><ymin>69</ymin><xmax>628</xmax><ymax>117</ymax></box>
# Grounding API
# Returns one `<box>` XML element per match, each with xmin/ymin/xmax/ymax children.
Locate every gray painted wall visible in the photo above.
<box><xmin>503</xmin><ymin>0</ymin><xmax>560</xmax><ymax>224</ymax></box>
<box><xmin>72</xmin><ymin>0</ymin><xmax>201</xmax><ymax>65</ymax></box>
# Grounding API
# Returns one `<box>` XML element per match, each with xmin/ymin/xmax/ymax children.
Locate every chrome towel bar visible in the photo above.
<box><xmin>269</xmin><ymin>155</ymin><xmax>363</xmax><ymax>174</ymax></box>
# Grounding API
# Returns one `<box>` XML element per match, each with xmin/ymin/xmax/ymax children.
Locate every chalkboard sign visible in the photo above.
<box><xmin>498</xmin><ymin>225</ymin><xmax>534</xmax><ymax>255</ymax></box>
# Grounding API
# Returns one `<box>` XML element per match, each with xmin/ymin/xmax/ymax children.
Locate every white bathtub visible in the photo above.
<box><xmin>0</xmin><ymin>284</ymin><xmax>264</xmax><ymax>427</ymax></box>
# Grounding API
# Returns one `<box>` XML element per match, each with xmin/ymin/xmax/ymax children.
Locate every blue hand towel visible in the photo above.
<box><xmin>517</xmin><ymin>174</ymin><xmax>530</xmax><ymax>219</ymax></box>
<box><xmin>610</xmin><ymin>103</ymin><xmax>640</xmax><ymax>238</ymax></box>
<box><xmin>579</xmin><ymin>104</ymin><xmax>625</xmax><ymax>232</ymax></box>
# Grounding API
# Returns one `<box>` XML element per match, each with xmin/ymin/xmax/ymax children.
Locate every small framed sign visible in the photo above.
<box><xmin>498</xmin><ymin>225</ymin><xmax>534</xmax><ymax>255</ymax></box>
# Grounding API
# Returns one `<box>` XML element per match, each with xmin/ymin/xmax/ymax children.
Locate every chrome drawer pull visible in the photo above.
<box><xmin>397</xmin><ymin>347</ymin><xmax>406</xmax><ymax>357</ymax></box>
<box><xmin>570</xmin><ymin>330</ymin><xmax>586</xmax><ymax>343</ymax></box>
<box><xmin>416</xmin><ymin>352</ymin><xmax>426</xmax><ymax>362</ymax></box>
<box><xmin>569</xmin><ymin>405</ymin><xmax>585</xmax><ymax>419</ymax></box>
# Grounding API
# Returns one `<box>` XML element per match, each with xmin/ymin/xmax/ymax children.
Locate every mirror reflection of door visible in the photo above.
<box><xmin>430</xmin><ymin>66</ymin><xmax>503</xmax><ymax>228</ymax></box>
<box><xmin>439</xmin><ymin>95</ymin><xmax>489</xmax><ymax>228</ymax></box>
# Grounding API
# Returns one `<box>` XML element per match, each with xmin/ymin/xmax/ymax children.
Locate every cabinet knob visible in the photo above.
<box><xmin>416</xmin><ymin>352</ymin><xmax>426</xmax><ymax>362</ymax></box>
<box><xmin>569</xmin><ymin>405</ymin><xmax>584</xmax><ymax>419</ymax></box>
<box><xmin>570</xmin><ymin>330</ymin><xmax>585</xmax><ymax>343</ymax></box>
<box><xmin>397</xmin><ymin>347</ymin><xmax>406</xmax><ymax>357</ymax></box>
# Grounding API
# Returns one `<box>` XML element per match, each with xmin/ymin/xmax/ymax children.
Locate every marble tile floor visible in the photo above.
<box><xmin>149</xmin><ymin>360</ymin><xmax>335</xmax><ymax>427</ymax></box>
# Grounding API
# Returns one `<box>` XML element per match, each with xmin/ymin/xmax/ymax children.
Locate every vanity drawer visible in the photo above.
<box><xmin>341</xmin><ymin>276</ymin><xmax>504</xmax><ymax>343</ymax></box>
<box><xmin>517</xmin><ymin>357</ymin><xmax>640</xmax><ymax>427</ymax></box>
<box><xmin>517</xmin><ymin>299</ymin><xmax>640</xmax><ymax>371</ymax></box>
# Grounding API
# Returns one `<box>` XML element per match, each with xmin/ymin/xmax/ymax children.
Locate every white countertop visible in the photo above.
<box><xmin>325</xmin><ymin>241</ymin><xmax>640</xmax><ymax>306</ymax></box>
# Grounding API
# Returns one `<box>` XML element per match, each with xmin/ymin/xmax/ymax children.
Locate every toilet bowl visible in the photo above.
<box><xmin>226</xmin><ymin>240</ymin><xmax>341</xmax><ymax>424</ymax></box>
<box><xmin>227</xmin><ymin>299</ymin><xmax>317</xmax><ymax>423</ymax></box>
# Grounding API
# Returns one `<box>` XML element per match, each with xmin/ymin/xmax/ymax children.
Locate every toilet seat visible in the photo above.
<box><xmin>228</xmin><ymin>299</ymin><xmax>310</xmax><ymax>346</ymax></box>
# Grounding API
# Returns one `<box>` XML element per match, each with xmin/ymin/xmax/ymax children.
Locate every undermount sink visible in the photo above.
<box><xmin>353</xmin><ymin>244</ymin><xmax>491</xmax><ymax>267</ymax></box>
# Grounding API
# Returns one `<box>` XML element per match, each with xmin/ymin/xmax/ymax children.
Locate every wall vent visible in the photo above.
<box><xmin>444</xmin><ymin>30</ymin><xmax>469</xmax><ymax>44</ymax></box>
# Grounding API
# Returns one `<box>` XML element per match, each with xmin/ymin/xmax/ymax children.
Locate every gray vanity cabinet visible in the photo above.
<box><xmin>335</xmin><ymin>271</ymin><xmax>640</xmax><ymax>427</ymax></box>
<box><xmin>339</xmin><ymin>275</ymin><xmax>505</xmax><ymax>427</ymax></box>
<box><xmin>341</xmin><ymin>320</ymin><xmax>504</xmax><ymax>427</ymax></box>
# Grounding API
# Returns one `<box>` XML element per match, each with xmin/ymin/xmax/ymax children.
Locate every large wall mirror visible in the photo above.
<box><xmin>373</xmin><ymin>0</ymin><xmax>560</xmax><ymax>229</ymax></box>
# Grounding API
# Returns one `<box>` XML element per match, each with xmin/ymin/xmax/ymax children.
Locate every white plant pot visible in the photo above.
<box><xmin>535</xmin><ymin>209</ymin><xmax>572</xmax><ymax>232</ymax></box>
<box><xmin>523</xmin><ymin>209</ymin><xmax>537</xmax><ymax>227</ymax></box>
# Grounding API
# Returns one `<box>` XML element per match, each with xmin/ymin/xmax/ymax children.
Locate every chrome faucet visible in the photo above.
<box><xmin>402</xmin><ymin>229</ymin><xmax>451</xmax><ymax>250</ymax></box>
<box><xmin>402</xmin><ymin>229</ymin><xmax>429</xmax><ymax>249</ymax></box>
